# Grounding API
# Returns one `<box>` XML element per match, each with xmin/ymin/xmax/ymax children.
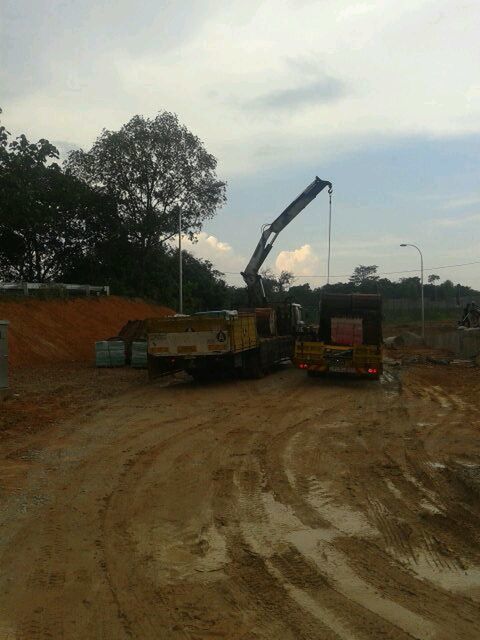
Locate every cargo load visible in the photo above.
<box><xmin>95</xmin><ymin>339</ymin><xmax>126</xmax><ymax>368</ymax></box>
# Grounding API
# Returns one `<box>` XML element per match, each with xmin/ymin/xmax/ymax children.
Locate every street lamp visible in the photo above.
<box><xmin>400</xmin><ymin>243</ymin><xmax>424</xmax><ymax>339</ymax></box>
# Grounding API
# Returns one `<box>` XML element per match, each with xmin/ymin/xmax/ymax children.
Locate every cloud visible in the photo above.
<box><xmin>182</xmin><ymin>231</ymin><xmax>246</xmax><ymax>275</ymax></box>
<box><xmin>275</xmin><ymin>244</ymin><xmax>321</xmax><ymax>276</ymax></box>
<box><xmin>436</xmin><ymin>212</ymin><xmax>480</xmax><ymax>227</ymax></box>
<box><xmin>248</xmin><ymin>76</ymin><xmax>346</xmax><ymax>111</ymax></box>
<box><xmin>440</xmin><ymin>195</ymin><xmax>480</xmax><ymax>210</ymax></box>
<box><xmin>3</xmin><ymin>0</ymin><xmax>480</xmax><ymax>177</ymax></box>
<box><xmin>339</xmin><ymin>2</ymin><xmax>378</xmax><ymax>20</ymax></box>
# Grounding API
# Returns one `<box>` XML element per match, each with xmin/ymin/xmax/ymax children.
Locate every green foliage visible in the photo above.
<box><xmin>65</xmin><ymin>112</ymin><xmax>227</xmax><ymax>291</ymax></box>
<box><xmin>349</xmin><ymin>264</ymin><xmax>379</xmax><ymax>286</ymax></box>
<box><xmin>0</xmin><ymin>118</ymin><xmax>116</xmax><ymax>282</ymax></box>
<box><xmin>0</xmin><ymin>110</ymin><xmax>229</xmax><ymax>311</ymax></box>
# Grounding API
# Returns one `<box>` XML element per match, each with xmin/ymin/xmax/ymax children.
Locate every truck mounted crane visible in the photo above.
<box><xmin>241</xmin><ymin>176</ymin><xmax>332</xmax><ymax>307</ymax></box>
<box><xmin>146</xmin><ymin>176</ymin><xmax>332</xmax><ymax>380</ymax></box>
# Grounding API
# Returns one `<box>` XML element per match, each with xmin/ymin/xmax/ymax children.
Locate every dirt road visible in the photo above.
<box><xmin>1</xmin><ymin>364</ymin><xmax>480</xmax><ymax>639</ymax></box>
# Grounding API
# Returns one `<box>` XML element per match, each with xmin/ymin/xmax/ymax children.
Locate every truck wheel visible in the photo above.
<box><xmin>243</xmin><ymin>351</ymin><xmax>264</xmax><ymax>379</ymax></box>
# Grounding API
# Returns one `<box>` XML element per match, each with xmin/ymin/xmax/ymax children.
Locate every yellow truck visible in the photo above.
<box><xmin>147</xmin><ymin>306</ymin><xmax>297</xmax><ymax>381</ymax></box>
<box><xmin>147</xmin><ymin>176</ymin><xmax>333</xmax><ymax>382</ymax></box>
<box><xmin>294</xmin><ymin>293</ymin><xmax>383</xmax><ymax>379</ymax></box>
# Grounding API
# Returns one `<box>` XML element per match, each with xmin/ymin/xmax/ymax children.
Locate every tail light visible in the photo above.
<box><xmin>367</xmin><ymin>368</ymin><xmax>378</xmax><ymax>374</ymax></box>
<box><xmin>299</xmin><ymin>363</ymin><xmax>308</xmax><ymax>369</ymax></box>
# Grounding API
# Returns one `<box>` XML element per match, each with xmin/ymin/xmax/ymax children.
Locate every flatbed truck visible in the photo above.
<box><xmin>147</xmin><ymin>305</ymin><xmax>299</xmax><ymax>380</ymax></box>
<box><xmin>294</xmin><ymin>293</ymin><xmax>383</xmax><ymax>379</ymax></box>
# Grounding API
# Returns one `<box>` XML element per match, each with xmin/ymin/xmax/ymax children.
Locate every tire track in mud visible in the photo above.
<box><xmin>97</xmin><ymin>377</ymin><xmax>315</xmax><ymax>639</ymax></box>
<box><xmin>2</xmin><ymin>367</ymin><xmax>480</xmax><ymax>639</ymax></box>
<box><xmin>99</xmin><ymin>415</ymin><xmax>238</xmax><ymax>638</ymax></box>
<box><xmin>233</xmin><ymin>371</ymin><xmax>480</xmax><ymax>639</ymax></box>
<box><xmin>400</xmin><ymin>375</ymin><xmax>480</xmax><ymax>574</ymax></box>
<box><xmin>234</xmin><ymin>402</ymin><xmax>438</xmax><ymax>640</ymax></box>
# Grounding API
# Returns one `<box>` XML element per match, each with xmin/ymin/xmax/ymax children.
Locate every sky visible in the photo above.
<box><xmin>2</xmin><ymin>0</ymin><xmax>480</xmax><ymax>288</ymax></box>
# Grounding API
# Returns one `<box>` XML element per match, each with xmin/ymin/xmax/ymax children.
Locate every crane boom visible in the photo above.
<box><xmin>241</xmin><ymin>176</ymin><xmax>332</xmax><ymax>306</ymax></box>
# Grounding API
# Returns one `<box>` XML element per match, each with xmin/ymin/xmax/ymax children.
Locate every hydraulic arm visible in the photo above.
<box><xmin>241</xmin><ymin>176</ymin><xmax>332</xmax><ymax>306</ymax></box>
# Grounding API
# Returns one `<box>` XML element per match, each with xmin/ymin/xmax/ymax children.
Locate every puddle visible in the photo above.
<box><xmin>404</xmin><ymin>473</ymin><xmax>440</xmax><ymax>504</ymax></box>
<box><xmin>237</xmin><ymin>477</ymin><xmax>437</xmax><ymax>640</ymax></box>
<box><xmin>267</xmin><ymin>562</ymin><xmax>359</xmax><ymax>640</ymax></box>
<box><xmin>307</xmin><ymin>478</ymin><xmax>378</xmax><ymax>537</ymax></box>
<box><xmin>286</xmin><ymin>528</ymin><xmax>437</xmax><ymax>640</ymax></box>
<box><xmin>132</xmin><ymin>520</ymin><xmax>229</xmax><ymax>582</ymax></box>
<box><xmin>385</xmin><ymin>479</ymin><xmax>403</xmax><ymax>500</ymax></box>
<box><xmin>419</xmin><ymin>499</ymin><xmax>442</xmax><ymax>515</ymax></box>
<box><xmin>412</xmin><ymin>554</ymin><xmax>480</xmax><ymax>601</ymax></box>
<box><xmin>427</xmin><ymin>461</ymin><xmax>446</xmax><ymax>470</ymax></box>
<box><xmin>454</xmin><ymin>459</ymin><xmax>479</xmax><ymax>469</ymax></box>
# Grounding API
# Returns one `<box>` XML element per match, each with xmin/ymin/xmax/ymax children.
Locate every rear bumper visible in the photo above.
<box><xmin>293</xmin><ymin>357</ymin><xmax>382</xmax><ymax>377</ymax></box>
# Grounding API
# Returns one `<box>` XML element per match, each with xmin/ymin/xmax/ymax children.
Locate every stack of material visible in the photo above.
<box><xmin>131</xmin><ymin>340</ymin><xmax>147</xmax><ymax>368</ymax></box>
<box><xmin>95</xmin><ymin>340</ymin><xmax>126</xmax><ymax>367</ymax></box>
<box><xmin>331</xmin><ymin>317</ymin><xmax>363</xmax><ymax>346</ymax></box>
<box><xmin>118</xmin><ymin>319</ymin><xmax>147</xmax><ymax>364</ymax></box>
<box><xmin>319</xmin><ymin>293</ymin><xmax>382</xmax><ymax>346</ymax></box>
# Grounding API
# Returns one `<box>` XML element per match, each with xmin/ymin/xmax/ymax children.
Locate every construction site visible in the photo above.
<box><xmin>2</xmin><ymin>3</ymin><xmax>480</xmax><ymax>636</ymax></box>
<box><xmin>0</xmin><ymin>180</ymin><xmax>479</xmax><ymax>640</ymax></box>
<box><xmin>0</xmin><ymin>289</ymin><xmax>480</xmax><ymax>640</ymax></box>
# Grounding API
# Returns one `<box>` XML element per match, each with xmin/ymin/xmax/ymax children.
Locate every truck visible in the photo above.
<box><xmin>147</xmin><ymin>176</ymin><xmax>332</xmax><ymax>380</ymax></box>
<box><xmin>147</xmin><ymin>305</ymin><xmax>300</xmax><ymax>380</ymax></box>
<box><xmin>294</xmin><ymin>293</ymin><xmax>383</xmax><ymax>379</ymax></box>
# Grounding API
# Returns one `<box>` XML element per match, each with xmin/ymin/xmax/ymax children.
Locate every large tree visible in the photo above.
<box><xmin>66</xmin><ymin>112</ymin><xmax>226</xmax><ymax>290</ymax></box>
<box><xmin>0</xmin><ymin>117</ymin><xmax>112</xmax><ymax>282</ymax></box>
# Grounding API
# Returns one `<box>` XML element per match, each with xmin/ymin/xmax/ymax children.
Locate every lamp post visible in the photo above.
<box><xmin>179</xmin><ymin>209</ymin><xmax>183</xmax><ymax>314</ymax></box>
<box><xmin>400</xmin><ymin>243</ymin><xmax>424</xmax><ymax>339</ymax></box>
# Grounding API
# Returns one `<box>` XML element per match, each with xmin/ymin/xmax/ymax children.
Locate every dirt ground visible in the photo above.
<box><xmin>1</xmin><ymin>358</ymin><xmax>480</xmax><ymax>639</ymax></box>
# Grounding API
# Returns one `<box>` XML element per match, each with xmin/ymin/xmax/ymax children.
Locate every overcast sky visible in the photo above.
<box><xmin>2</xmin><ymin>0</ymin><xmax>479</xmax><ymax>288</ymax></box>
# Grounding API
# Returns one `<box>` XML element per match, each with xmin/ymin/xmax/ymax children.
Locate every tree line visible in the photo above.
<box><xmin>249</xmin><ymin>265</ymin><xmax>478</xmax><ymax>323</ymax></box>
<box><xmin>1</xmin><ymin>108</ymin><xmax>477</xmax><ymax>315</ymax></box>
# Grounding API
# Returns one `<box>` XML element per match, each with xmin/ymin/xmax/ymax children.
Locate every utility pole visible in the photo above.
<box><xmin>179</xmin><ymin>209</ymin><xmax>183</xmax><ymax>314</ymax></box>
<box><xmin>400</xmin><ymin>243</ymin><xmax>424</xmax><ymax>339</ymax></box>
<box><xmin>327</xmin><ymin>188</ymin><xmax>332</xmax><ymax>285</ymax></box>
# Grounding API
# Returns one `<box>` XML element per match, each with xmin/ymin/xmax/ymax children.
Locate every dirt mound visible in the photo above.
<box><xmin>0</xmin><ymin>296</ymin><xmax>173</xmax><ymax>368</ymax></box>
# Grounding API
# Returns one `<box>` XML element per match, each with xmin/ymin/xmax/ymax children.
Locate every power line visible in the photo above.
<box><xmin>222</xmin><ymin>258</ymin><xmax>480</xmax><ymax>279</ymax></box>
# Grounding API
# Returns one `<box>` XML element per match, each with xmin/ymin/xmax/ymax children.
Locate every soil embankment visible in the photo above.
<box><xmin>0</xmin><ymin>295</ymin><xmax>173</xmax><ymax>368</ymax></box>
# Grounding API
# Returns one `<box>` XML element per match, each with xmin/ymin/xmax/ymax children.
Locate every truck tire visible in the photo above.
<box><xmin>243</xmin><ymin>350</ymin><xmax>264</xmax><ymax>379</ymax></box>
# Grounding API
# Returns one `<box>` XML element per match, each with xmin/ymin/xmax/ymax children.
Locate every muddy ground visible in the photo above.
<box><xmin>0</xmin><ymin>357</ymin><xmax>479</xmax><ymax>639</ymax></box>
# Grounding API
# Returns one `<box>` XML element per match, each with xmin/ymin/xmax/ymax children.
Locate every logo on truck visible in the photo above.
<box><xmin>216</xmin><ymin>330</ymin><xmax>226</xmax><ymax>343</ymax></box>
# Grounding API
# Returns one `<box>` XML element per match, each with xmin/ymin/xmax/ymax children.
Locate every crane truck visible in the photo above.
<box><xmin>146</xmin><ymin>177</ymin><xmax>332</xmax><ymax>380</ymax></box>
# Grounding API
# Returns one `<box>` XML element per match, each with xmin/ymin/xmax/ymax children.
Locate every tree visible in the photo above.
<box><xmin>278</xmin><ymin>270</ymin><xmax>295</xmax><ymax>292</ymax></box>
<box><xmin>428</xmin><ymin>274</ymin><xmax>440</xmax><ymax>284</ymax></box>
<box><xmin>66</xmin><ymin>112</ymin><xmax>226</xmax><ymax>292</ymax></box>
<box><xmin>349</xmin><ymin>265</ymin><xmax>379</xmax><ymax>286</ymax></box>
<box><xmin>0</xmin><ymin>119</ymin><xmax>112</xmax><ymax>282</ymax></box>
